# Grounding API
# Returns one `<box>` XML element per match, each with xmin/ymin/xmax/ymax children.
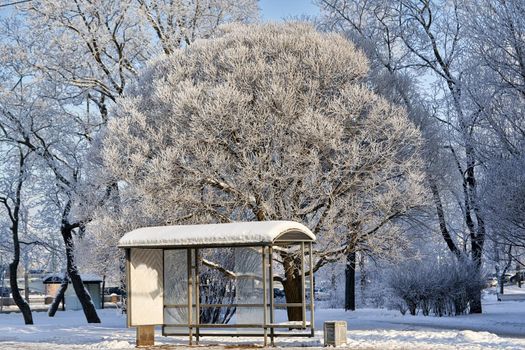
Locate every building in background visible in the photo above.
<box><xmin>43</xmin><ymin>274</ymin><xmax>103</xmax><ymax>310</ymax></box>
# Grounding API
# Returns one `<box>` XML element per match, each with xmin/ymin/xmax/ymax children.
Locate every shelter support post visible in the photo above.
<box><xmin>187</xmin><ymin>248</ymin><xmax>193</xmax><ymax>345</ymax></box>
<box><xmin>125</xmin><ymin>249</ymin><xmax>131</xmax><ymax>328</ymax></box>
<box><xmin>269</xmin><ymin>246</ymin><xmax>275</xmax><ymax>347</ymax></box>
<box><xmin>195</xmin><ymin>248</ymin><xmax>200</xmax><ymax>344</ymax></box>
<box><xmin>262</xmin><ymin>246</ymin><xmax>268</xmax><ymax>346</ymax></box>
<box><xmin>309</xmin><ymin>242</ymin><xmax>315</xmax><ymax>336</ymax></box>
<box><xmin>301</xmin><ymin>242</ymin><xmax>306</xmax><ymax>329</ymax></box>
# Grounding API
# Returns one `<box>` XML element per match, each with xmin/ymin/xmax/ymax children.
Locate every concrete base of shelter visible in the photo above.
<box><xmin>136</xmin><ymin>325</ymin><xmax>155</xmax><ymax>347</ymax></box>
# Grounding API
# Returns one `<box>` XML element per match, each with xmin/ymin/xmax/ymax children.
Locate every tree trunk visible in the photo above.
<box><xmin>496</xmin><ymin>246</ymin><xmax>513</xmax><ymax>297</ymax></box>
<box><xmin>359</xmin><ymin>253</ymin><xmax>366</xmax><ymax>307</ymax></box>
<box><xmin>9</xmin><ymin>260</ymin><xmax>33</xmax><ymax>324</ymax></box>
<box><xmin>48</xmin><ymin>274</ymin><xmax>68</xmax><ymax>317</ymax></box>
<box><xmin>429</xmin><ymin>178</ymin><xmax>461</xmax><ymax>257</ymax></box>
<box><xmin>24</xmin><ymin>270</ymin><xmax>29</xmax><ymax>303</ymax></box>
<box><xmin>282</xmin><ymin>276</ymin><xmax>303</xmax><ymax>322</ymax></box>
<box><xmin>345</xmin><ymin>252</ymin><xmax>356</xmax><ymax>311</ymax></box>
<box><xmin>464</xmin><ymin>132</ymin><xmax>485</xmax><ymax>315</ymax></box>
<box><xmin>282</xmin><ymin>255</ymin><xmax>303</xmax><ymax>322</ymax></box>
<box><xmin>0</xmin><ymin>265</ymin><xmax>5</xmax><ymax>313</ymax></box>
<box><xmin>469</xmin><ymin>242</ymin><xmax>483</xmax><ymax>314</ymax></box>
<box><xmin>517</xmin><ymin>264</ymin><xmax>522</xmax><ymax>288</ymax></box>
<box><xmin>5</xmin><ymin>149</ymin><xmax>33</xmax><ymax>324</ymax></box>
<box><xmin>101</xmin><ymin>275</ymin><xmax>106</xmax><ymax>310</ymax></box>
<box><xmin>469</xmin><ymin>291</ymin><xmax>482</xmax><ymax>314</ymax></box>
<box><xmin>62</xmin><ymin>226</ymin><xmax>101</xmax><ymax>323</ymax></box>
<box><xmin>468</xmin><ymin>240</ymin><xmax>484</xmax><ymax>314</ymax></box>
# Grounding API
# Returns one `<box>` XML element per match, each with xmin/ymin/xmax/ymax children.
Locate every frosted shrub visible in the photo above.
<box><xmin>387</xmin><ymin>262</ymin><xmax>421</xmax><ymax>315</ymax></box>
<box><xmin>387</xmin><ymin>259</ymin><xmax>485</xmax><ymax>316</ymax></box>
<box><xmin>448</xmin><ymin>260</ymin><xmax>486</xmax><ymax>316</ymax></box>
<box><xmin>385</xmin><ymin>294</ymin><xmax>409</xmax><ymax>315</ymax></box>
<box><xmin>363</xmin><ymin>276</ymin><xmax>391</xmax><ymax>309</ymax></box>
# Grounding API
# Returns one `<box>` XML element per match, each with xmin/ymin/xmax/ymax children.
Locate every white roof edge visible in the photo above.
<box><xmin>42</xmin><ymin>273</ymin><xmax>103</xmax><ymax>283</ymax></box>
<box><xmin>118</xmin><ymin>220</ymin><xmax>315</xmax><ymax>248</ymax></box>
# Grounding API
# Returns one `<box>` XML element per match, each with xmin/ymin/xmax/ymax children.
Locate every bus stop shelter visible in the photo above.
<box><xmin>118</xmin><ymin>221</ymin><xmax>316</xmax><ymax>347</ymax></box>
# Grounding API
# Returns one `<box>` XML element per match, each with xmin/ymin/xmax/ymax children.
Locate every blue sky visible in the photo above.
<box><xmin>259</xmin><ymin>0</ymin><xmax>319</xmax><ymax>21</ymax></box>
<box><xmin>0</xmin><ymin>1</ymin><xmax>320</xmax><ymax>21</ymax></box>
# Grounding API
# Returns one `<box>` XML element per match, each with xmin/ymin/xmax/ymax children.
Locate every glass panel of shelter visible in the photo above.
<box><xmin>269</xmin><ymin>242</ymin><xmax>314</xmax><ymax>330</ymax></box>
<box><xmin>163</xmin><ymin>249</ymin><xmax>197</xmax><ymax>333</ymax></box>
<box><xmin>162</xmin><ymin>243</ymin><xmax>313</xmax><ymax>340</ymax></box>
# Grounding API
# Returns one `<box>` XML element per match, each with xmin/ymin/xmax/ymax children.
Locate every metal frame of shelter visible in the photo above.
<box><xmin>118</xmin><ymin>221</ymin><xmax>316</xmax><ymax>346</ymax></box>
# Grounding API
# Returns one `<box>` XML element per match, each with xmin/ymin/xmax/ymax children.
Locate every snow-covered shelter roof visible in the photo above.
<box><xmin>118</xmin><ymin>221</ymin><xmax>315</xmax><ymax>248</ymax></box>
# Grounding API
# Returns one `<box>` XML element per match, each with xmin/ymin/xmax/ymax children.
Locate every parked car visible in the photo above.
<box><xmin>486</xmin><ymin>276</ymin><xmax>498</xmax><ymax>288</ymax></box>
<box><xmin>0</xmin><ymin>287</ymin><xmax>10</xmax><ymax>297</ymax></box>
<box><xmin>0</xmin><ymin>287</ymin><xmax>23</xmax><ymax>297</ymax></box>
<box><xmin>305</xmin><ymin>286</ymin><xmax>331</xmax><ymax>301</ymax></box>
<box><xmin>510</xmin><ymin>271</ymin><xmax>524</xmax><ymax>284</ymax></box>
<box><xmin>314</xmin><ymin>287</ymin><xmax>330</xmax><ymax>301</ymax></box>
<box><xmin>492</xmin><ymin>273</ymin><xmax>513</xmax><ymax>285</ymax></box>
<box><xmin>273</xmin><ymin>288</ymin><xmax>285</xmax><ymax>299</ymax></box>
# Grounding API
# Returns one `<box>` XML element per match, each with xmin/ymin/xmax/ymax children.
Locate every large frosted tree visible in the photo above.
<box><xmin>100</xmin><ymin>22</ymin><xmax>426</xmax><ymax>321</ymax></box>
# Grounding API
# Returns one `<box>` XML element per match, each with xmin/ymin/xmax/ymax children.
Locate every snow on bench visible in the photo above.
<box><xmin>497</xmin><ymin>293</ymin><xmax>525</xmax><ymax>301</ymax></box>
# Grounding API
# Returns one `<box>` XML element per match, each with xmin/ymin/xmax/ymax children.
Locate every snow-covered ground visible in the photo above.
<box><xmin>1</xmin><ymin>288</ymin><xmax>524</xmax><ymax>349</ymax></box>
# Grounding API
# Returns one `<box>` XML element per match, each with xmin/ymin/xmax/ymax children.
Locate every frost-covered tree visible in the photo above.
<box><xmin>0</xmin><ymin>45</ymin><xmax>44</xmax><ymax>325</ymax></box>
<box><xmin>317</xmin><ymin>0</ymin><xmax>517</xmax><ymax>314</ymax></box>
<box><xmin>463</xmin><ymin>1</ymin><xmax>525</xmax><ymax>284</ymax></box>
<box><xmin>0</xmin><ymin>75</ymin><xmax>103</xmax><ymax>322</ymax></box>
<box><xmin>0</xmin><ymin>74</ymin><xmax>61</xmax><ymax>323</ymax></box>
<box><xmin>137</xmin><ymin>0</ymin><xmax>258</xmax><ymax>55</ymax></box>
<box><xmin>0</xmin><ymin>15</ymin><xmax>104</xmax><ymax>322</ymax></box>
<box><xmin>20</xmin><ymin>0</ymin><xmax>258</xmax><ymax>114</ymax></box>
<box><xmin>483</xmin><ymin>156</ymin><xmax>525</xmax><ymax>250</ymax></box>
<box><xmin>467</xmin><ymin>0</ymin><xmax>525</xmax><ymax>253</ymax></box>
<box><xmin>316</xmin><ymin>0</ymin><xmax>446</xmax><ymax>310</ymax></box>
<box><xmin>0</xmin><ymin>138</ymin><xmax>34</xmax><ymax>325</ymax></box>
<box><xmin>100</xmin><ymin>22</ymin><xmax>426</xmax><ymax>321</ymax></box>
<box><xmin>1</xmin><ymin>0</ymin><xmax>258</xmax><ymax>323</ymax></box>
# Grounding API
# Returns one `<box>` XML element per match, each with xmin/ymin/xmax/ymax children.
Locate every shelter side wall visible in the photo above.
<box><xmin>130</xmin><ymin>248</ymin><xmax>164</xmax><ymax>326</ymax></box>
